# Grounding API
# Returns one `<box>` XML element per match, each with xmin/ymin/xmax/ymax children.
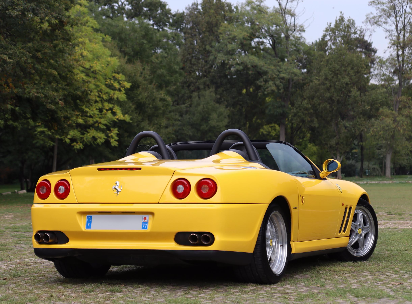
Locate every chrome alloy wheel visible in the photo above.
<box><xmin>348</xmin><ymin>205</ymin><xmax>376</xmax><ymax>257</ymax></box>
<box><xmin>265</xmin><ymin>210</ymin><xmax>288</xmax><ymax>275</ymax></box>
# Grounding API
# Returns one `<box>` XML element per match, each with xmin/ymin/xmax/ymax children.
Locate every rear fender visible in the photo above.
<box><xmin>159</xmin><ymin>167</ymin><xmax>299</xmax><ymax>242</ymax></box>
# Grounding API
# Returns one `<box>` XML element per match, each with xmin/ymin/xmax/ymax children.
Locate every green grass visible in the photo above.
<box><xmin>362</xmin><ymin>183</ymin><xmax>412</xmax><ymax>221</ymax></box>
<box><xmin>0</xmin><ymin>183</ymin><xmax>23</xmax><ymax>194</ymax></box>
<box><xmin>0</xmin><ymin>184</ymin><xmax>411</xmax><ymax>303</ymax></box>
<box><xmin>344</xmin><ymin>174</ymin><xmax>412</xmax><ymax>183</ymax></box>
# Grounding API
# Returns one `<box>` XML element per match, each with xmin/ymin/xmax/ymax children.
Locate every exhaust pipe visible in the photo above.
<box><xmin>188</xmin><ymin>233</ymin><xmax>200</xmax><ymax>244</ymax></box>
<box><xmin>201</xmin><ymin>233</ymin><xmax>213</xmax><ymax>245</ymax></box>
<box><xmin>34</xmin><ymin>232</ymin><xmax>45</xmax><ymax>244</ymax></box>
<box><xmin>34</xmin><ymin>231</ymin><xmax>58</xmax><ymax>244</ymax></box>
<box><xmin>43</xmin><ymin>232</ymin><xmax>57</xmax><ymax>244</ymax></box>
<box><xmin>175</xmin><ymin>232</ymin><xmax>215</xmax><ymax>246</ymax></box>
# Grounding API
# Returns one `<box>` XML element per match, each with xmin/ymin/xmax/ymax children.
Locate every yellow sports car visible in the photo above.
<box><xmin>32</xmin><ymin>129</ymin><xmax>378</xmax><ymax>284</ymax></box>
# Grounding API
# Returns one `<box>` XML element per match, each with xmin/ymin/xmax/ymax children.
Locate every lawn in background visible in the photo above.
<box><xmin>0</xmin><ymin>183</ymin><xmax>411</xmax><ymax>303</ymax></box>
<box><xmin>344</xmin><ymin>174</ymin><xmax>412</xmax><ymax>183</ymax></box>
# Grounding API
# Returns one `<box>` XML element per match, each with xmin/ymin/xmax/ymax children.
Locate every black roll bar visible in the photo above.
<box><xmin>125</xmin><ymin>131</ymin><xmax>170</xmax><ymax>159</ymax></box>
<box><xmin>209</xmin><ymin>129</ymin><xmax>260</xmax><ymax>161</ymax></box>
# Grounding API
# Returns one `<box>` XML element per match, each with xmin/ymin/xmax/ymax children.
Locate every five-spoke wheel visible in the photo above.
<box><xmin>234</xmin><ymin>204</ymin><xmax>290</xmax><ymax>284</ymax></box>
<box><xmin>337</xmin><ymin>199</ymin><xmax>378</xmax><ymax>261</ymax></box>
<box><xmin>265</xmin><ymin>210</ymin><xmax>288</xmax><ymax>275</ymax></box>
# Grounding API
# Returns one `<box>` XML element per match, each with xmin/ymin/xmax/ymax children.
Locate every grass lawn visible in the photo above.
<box><xmin>344</xmin><ymin>174</ymin><xmax>412</xmax><ymax>183</ymax></box>
<box><xmin>0</xmin><ymin>183</ymin><xmax>411</xmax><ymax>303</ymax></box>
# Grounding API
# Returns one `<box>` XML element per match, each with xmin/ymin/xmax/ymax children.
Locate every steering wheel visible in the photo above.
<box><xmin>209</xmin><ymin>129</ymin><xmax>260</xmax><ymax>161</ymax></box>
<box><xmin>125</xmin><ymin>131</ymin><xmax>170</xmax><ymax>159</ymax></box>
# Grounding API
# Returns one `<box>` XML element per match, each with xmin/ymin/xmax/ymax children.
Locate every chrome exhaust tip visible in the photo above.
<box><xmin>34</xmin><ymin>232</ymin><xmax>45</xmax><ymax>244</ymax></box>
<box><xmin>43</xmin><ymin>232</ymin><xmax>58</xmax><ymax>244</ymax></box>
<box><xmin>174</xmin><ymin>232</ymin><xmax>215</xmax><ymax>246</ymax></box>
<box><xmin>188</xmin><ymin>233</ymin><xmax>199</xmax><ymax>244</ymax></box>
<box><xmin>201</xmin><ymin>233</ymin><xmax>213</xmax><ymax>245</ymax></box>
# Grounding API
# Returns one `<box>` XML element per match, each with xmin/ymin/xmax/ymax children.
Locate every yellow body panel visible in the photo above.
<box><xmin>33</xmin><ymin>171</ymin><xmax>77</xmax><ymax>204</ymax></box>
<box><xmin>70</xmin><ymin>165</ymin><xmax>175</xmax><ymax>204</ymax></box>
<box><xmin>291</xmin><ymin>237</ymin><xmax>349</xmax><ymax>254</ymax></box>
<box><xmin>295</xmin><ymin>177</ymin><xmax>342</xmax><ymax>241</ymax></box>
<box><xmin>32</xmin><ymin>203</ymin><xmax>267</xmax><ymax>253</ymax></box>
<box><xmin>32</xmin><ymin>151</ymin><xmax>370</xmax><ymax>257</ymax></box>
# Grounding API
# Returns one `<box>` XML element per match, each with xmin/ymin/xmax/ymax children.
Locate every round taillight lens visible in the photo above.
<box><xmin>54</xmin><ymin>179</ymin><xmax>70</xmax><ymax>200</ymax></box>
<box><xmin>196</xmin><ymin>178</ymin><xmax>217</xmax><ymax>199</ymax></box>
<box><xmin>36</xmin><ymin>179</ymin><xmax>51</xmax><ymax>200</ymax></box>
<box><xmin>171</xmin><ymin>178</ymin><xmax>191</xmax><ymax>199</ymax></box>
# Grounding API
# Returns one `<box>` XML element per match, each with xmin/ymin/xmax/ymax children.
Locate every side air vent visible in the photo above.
<box><xmin>339</xmin><ymin>206</ymin><xmax>353</xmax><ymax>234</ymax></box>
<box><xmin>343</xmin><ymin>207</ymin><xmax>352</xmax><ymax>233</ymax></box>
<box><xmin>339</xmin><ymin>207</ymin><xmax>348</xmax><ymax>234</ymax></box>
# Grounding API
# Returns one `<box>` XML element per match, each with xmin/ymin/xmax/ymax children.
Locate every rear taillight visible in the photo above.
<box><xmin>196</xmin><ymin>178</ymin><xmax>217</xmax><ymax>199</ymax></box>
<box><xmin>171</xmin><ymin>178</ymin><xmax>191</xmax><ymax>199</ymax></box>
<box><xmin>36</xmin><ymin>180</ymin><xmax>51</xmax><ymax>200</ymax></box>
<box><xmin>54</xmin><ymin>179</ymin><xmax>70</xmax><ymax>200</ymax></box>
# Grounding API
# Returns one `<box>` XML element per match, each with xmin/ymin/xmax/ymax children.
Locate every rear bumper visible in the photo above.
<box><xmin>32</xmin><ymin>203</ymin><xmax>267</xmax><ymax>256</ymax></box>
<box><xmin>34</xmin><ymin>248</ymin><xmax>253</xmax><ymax>266</ymax></box>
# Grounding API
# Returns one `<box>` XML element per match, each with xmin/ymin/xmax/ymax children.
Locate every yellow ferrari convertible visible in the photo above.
<box><xmin>32</xmin><ymin>129</ymin><xmax>378</xmax><ymax>284</ymax></box>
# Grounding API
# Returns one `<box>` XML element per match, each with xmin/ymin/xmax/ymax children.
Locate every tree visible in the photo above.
<box><xmin>367</xmin><ymin>0</ymin><xmax>412</xmax><ymax>177</ymax></box>
<box><xmin>0</xmin><ymin>0</ymin><xmax>129</xmax><ymax>188</ymax></box>
<box><xmin>368</xmin><ymin>56</ymin><xmax>412</xmax><ymax>176</ymax></box>
<box><xmin>90</xmin><ymin>0</ymin><xmax>183</xmax><ymax>143</ymax></box>
<box><xmin>305</xmin><ymin>14</ymin><xmax>377</xmax><ymax>178</ymax></box>
<box><xmin>0</xmin><ymin>0</ymin><xmax>76</xmax><ymax>129</ymax></box>
<box><xmin>167</xmin><ymin>0</ymin><xmax>233</xmax><ymax>142</ymax></box>
<box><xmin>1</xmin><ymin>0</ymin><xmax>75</xmax><ymax>187</ymax></box>
<box><xmin>214</xmin><ymin>0</ymin><xmax>306</xmax><ymax>139</ymax></box>
<box><xmin>90</xmin><ymin>0</ymin><xmax>175</xmax><ymax>29</ymax></box>
<box><xmin>180</xmin><ymin>0</ymin><xmax>234</xmax><ymax>93</ymax></box>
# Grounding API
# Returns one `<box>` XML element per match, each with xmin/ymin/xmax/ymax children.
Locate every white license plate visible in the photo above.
<box><xmin>85</xmin><ymin>215</ymin><xmax>149</xmax><ymax>230</ymax></box>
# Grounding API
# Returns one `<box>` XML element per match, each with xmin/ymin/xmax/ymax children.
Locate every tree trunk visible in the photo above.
<box><xmin>27</xmin><ymin>165</ymin><xmax>33</xmax><ymax>191</ymax></box>
<box><xmin>279</xmin><ymin>123</ymin><xmax>286</xmax><ymax>141</ymax></box>
<box><xmin>336</xmin><ymin>152</ymin><xmax>343</xmax><ymax>179</ymax></box>
<box><xmin>360</xmin><ymin>132</ymin><xmax>364</xmax><ymax>178</ymax></box>
<box><xmin>385</xmin><ymin>148</ymin><xmax>392</xmax><ymax>178</ymax></box>
<box><xmin>19</xmin><ymin>160</ymin><xmax>26</xmax><ymax>191</ymax></box>
<box><xmin>52</xmin><ymin>138</ymin><xmax>58</xmax><ymax>172</ymax></box>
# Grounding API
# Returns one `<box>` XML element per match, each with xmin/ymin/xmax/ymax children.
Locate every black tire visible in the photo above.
<box><xmin>54</xmin><ymin>257</ymin><xmax>111</xmax><ymax>278</ymax></box>
<box><xmin>234</xmin><ymin>204</ymin><xmax>290</xmax><ymax>284</ymax></box>
<box><xmin>337</xmin><ymin>199</ymin><xmax>378</xmax><ymax>261</ymax></box>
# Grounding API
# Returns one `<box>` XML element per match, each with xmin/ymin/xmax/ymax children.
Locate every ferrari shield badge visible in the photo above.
<box><xmin>112</xmin><ymin>181</ymin><xmax>122</xmax><ymax>195</ymax></box>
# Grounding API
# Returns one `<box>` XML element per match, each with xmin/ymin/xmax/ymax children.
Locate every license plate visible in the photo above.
<box><xmin>85</xmin><ymin>215</ymin><xmax>149</xmax><ymax>230</ymax></box>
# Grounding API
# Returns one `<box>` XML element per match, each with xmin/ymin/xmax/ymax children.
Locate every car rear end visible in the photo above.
<box><xmin>32</xmin><ymin>154</ymin><xmax>270</xmax><ymax>267</ymax></box>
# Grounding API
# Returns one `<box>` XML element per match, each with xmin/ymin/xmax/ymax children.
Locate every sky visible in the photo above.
<box><xmin>165</xmin><ymin>0</ymin><xmax>389</xmax><ymax>57</ymax></box>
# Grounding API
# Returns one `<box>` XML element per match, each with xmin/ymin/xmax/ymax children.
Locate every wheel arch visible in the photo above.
<box><xmin>269</xmin><ymin>195</ymin><xmax>291</xmax><ymax>221</ymax></box>
<box><xmin>267</xmin><ymin>196</ymin><xmax>292</xmax><ymax>239</ymax></box>
<box><xmin>360</xmin><ymin>193</ymin><xmax>370</xmax><ymax>203</ymax></box>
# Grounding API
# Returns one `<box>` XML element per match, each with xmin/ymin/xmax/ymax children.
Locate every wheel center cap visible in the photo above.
<box><xmin>270</xmin><ymin>239</ymin><xmax>273</xmax><ymax>246</ymax></box>
<box><xmin>358</xmin><ymin>228</ymin><xmax>362</xmax><ymax>234</ymax></box>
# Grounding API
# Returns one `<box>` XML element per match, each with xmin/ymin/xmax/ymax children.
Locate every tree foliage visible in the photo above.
<box><xmin>305</xmin><ymin>14</ymin><xmax>378</xmax><ymax>177</ymax></box>
<box><xmin>1</xmin><ymin>0</ymin><xmax>412</xmax><ymax>187</ymax></box>
<box><xmin>0</xmin><ymin>0</ymin><xmax>129</xmax><ymax>188</ymax></box>
<box><xmin>367</xmin><ymin>0</ymin><xmax>412</xmax><ymax>176</ymax></box>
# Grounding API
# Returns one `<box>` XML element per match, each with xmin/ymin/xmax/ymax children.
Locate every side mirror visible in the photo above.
<box><xmin>320</xmin><ymin>159</ymin><xmax>341</xmax><ymax>179</ymax></box>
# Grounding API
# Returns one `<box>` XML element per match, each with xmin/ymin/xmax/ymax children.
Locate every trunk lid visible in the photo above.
<box><xmin>70</xmin><ymin>160</ymin><xmax>175</xmax><ymax>204</ymax></box>
<box><xmin>69</xmin><ymin>151</ymin><xmax>259</xmax><ymax>203</ymax></box>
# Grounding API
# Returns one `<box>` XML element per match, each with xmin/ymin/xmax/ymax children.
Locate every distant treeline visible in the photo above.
<box><xmin>1</xmin><ymin>0</ymin><xmax>411</xmax><ymax>189</ymax></box>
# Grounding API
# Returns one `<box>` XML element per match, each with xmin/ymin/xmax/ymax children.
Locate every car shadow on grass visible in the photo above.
<box><xmin>105</xmin><ymin>264</ymin><xmax>238</xmax><ymax>286</ymax></box>
<box><xmin>54</xmin><ymin>254</ymin><xmax>340</xmax><ymax>287</ymax></box>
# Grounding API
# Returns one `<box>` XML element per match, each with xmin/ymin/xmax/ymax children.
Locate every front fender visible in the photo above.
<box><xmin>333</xmin><ymin>179</ymin><xmax>369</xmax><ymax>207</ymax></box>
